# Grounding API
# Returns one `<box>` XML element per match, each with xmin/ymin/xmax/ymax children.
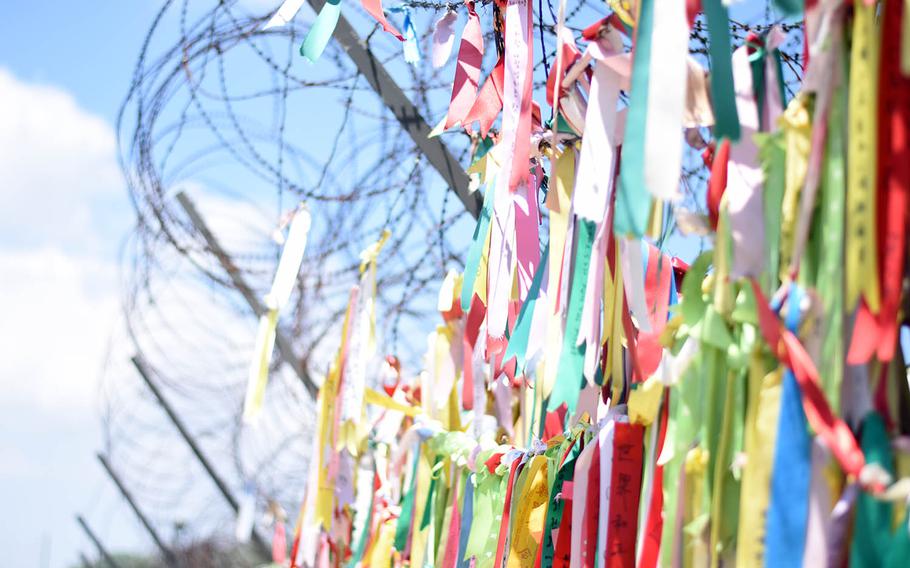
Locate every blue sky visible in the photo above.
<box><xmin>0</xmin><ymin>2</ymin><xmax>253</xmax><ymax>566</ymax></box>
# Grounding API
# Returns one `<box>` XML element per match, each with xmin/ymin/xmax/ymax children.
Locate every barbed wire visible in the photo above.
<box><xmin>99</xmin><ymin>0</ymin><xmax>804</xmax><ymax>559</ymax></box>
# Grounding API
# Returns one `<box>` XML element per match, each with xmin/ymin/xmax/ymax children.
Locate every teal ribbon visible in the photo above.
<box><xmin>770</xmin><ymin>0</ymin><xmax>803</xmax><ymax>18</ymax></box>
<box><xmin>548</xmin><ymin>220</ymin><xmax>595</xmax><ymax>414</ymax></box>
<box><xmin>702</xmin><ymin>0</ymin><xmax>741</xmax><ymax>141</ymax></box>
<box><xmin>503</xmin><ymin>245</ymin><xmax>549</xmax><ymax>373</ymax></box>
<box><xmin>851</xmin><ymin>412</ymin><xmax>895</xmax><ymax>568</ymax></box>
<box><xmin>300</xmin><ymin>0</ymin><xmax>341</xmax><ymax>63</ymax></box>
<box><xmin>347</xmin><ymin>471</ymin><xmax>375</xmax><ymax>567</ymax></box>
<box><xmin>461</xmin><ymin>183</ymin><xmax>495</xmax><ymax>311</ymax></box>
<box><xmin>615</xmin><ymin>0</ymin><xmax>656</xmax><ymax>237</ymax></box>
<box><xmin>393</xmin><ymin>452</ymin><xmax>420</xmax><ymax>551</ymax></box>
<box><xmin>540</xmin><ymin>440</ymin><xmax>581</xmax><ymax>565</ymax></box>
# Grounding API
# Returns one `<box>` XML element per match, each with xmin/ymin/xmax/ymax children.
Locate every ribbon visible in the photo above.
<box><xmin>431</xmin><ymin>11</ymin><xmax>458</xmax><ymax>68</ymax></box>
<box><xmin>493</xmin><ymin>457</ymin><xmax>524</xmax><ymax>567</ymax></box>
<box><xmin>635</xmin><ymin>246</ymin><xmax>673</xmax><ymax>378</ymax></box>
<box><xmin>596</xmin><ymin>420</ymin><xmax>617</xmax><ymax>560</ymax></box>
<box><xmin>850</xmin><ymin>412</ymin><xmax>895</xmax><ymax>567</ymax></box>
<box><xmin>338</xmin><ymin>231</ymin><xmax>390</xmax><ymax>453</ymax></box>
<box><xmin>541</xmin><ymin>438</ymin><xmax>580</xmax><ymax>566</ymax></box>
<box><xmin>706</xmin><ymin>139</ymin><xmax>730</xmax><ymax>229</ymax></box>
<box><xmin>735</xmin><ymin>363</ymin><xmax>782</xmax><ymax>566</ymax></box>
<box><xmin>642</xmin><ymin>0</ymin><xmax>688</xmax><ymax>203</ymax></box>
<box><xmin>702</xmin><ymin>0</ymin><xmax>741</xmax><ymax>141</ymax></box>
<box><xmin>502</xmin><ymin>0</ymin><xmax>534</xmax><ymax>191</ymax></box>
<box><xmin>614</xmin><ymin>0</ymin><xmax>656</xmax><ymax>237</ymax></box>
<box><xmin>486</xmin><ymin>176</ymin><xmax>517</xmax><ymax>341</ymax></box>
<box><xmin>244</xmin><ymin>205</ymin><xmax>311</xmax><ymax>423</ymax></box>
<box><xmin>504</xmin><ymin>246</ymin><xmax>549</xmax><ymax>374</ymax></box>
<box><xmin>401</xmin><ymin>9</ymin><xmax>420</xmax><ymax>65</ymax></box>
<box><xmin>463</xmin><ymin>58</ymin><xmax>505</xmax><ymax>138</ymax></box>
<box><xmin>300</xmin><ymin>0</ymin><xmax>341</xmax><ymax>62</ymax></box>
<box><xmin>542</xmin><ymin>148</ymin><xmax>576</xmax><ymax>400</ymax></box>
<box><xmin>848</xmin><ymin>0</ymin><xmax>910</xmax><ymax>364</ymax></box>
<box><xmin>445</xmin><ymin>3</ymin><xmax>483</xmax><ymax>128</ymax></box>
<box><xmin>726</xmin><ymin>43</ymin><xmax>767</xmax><ymax>278</ymax></box>
<box><xmin>462</xmin><ymin>183</ymin><xmax>496</xmax><ymax>312</ymax></box>
<box><xmin>549</xmin><ymin>220</ymin><xmax>595</xmax><ymax>415</ymax></box>
<box><xmin>361</xmin><ymin>0</ymin><xmax>403</xmax><ymax>40</ymax></box>
<box><xmin>604</xmin><ymin>422</ymin><xmax>644</xmax><ymax>566</ymax></box>
<box><xmin>264</xmin><ymin>0</ymin><xmax>307</xmax><ymax>29</ymax></box>
<box><xmin>570</xmin><ymin>438</ymin><xmax>597</xmax><ymax>567</ymax></box>
<box><xmin>573</xmin><ymin>42</ymin><xmax>627</xmax><ymax>224</ymax></box>
<box><xmin>815</xmin><ymin>67</ymin><xmax>847</xmax><ymax>409</ymax></box>
<box><xmin>506</xmin><ymin>455</ymin><xmax>549</xmax><ymax>566</ymax></box>
<box><xmin>751</xmin><ymin>280</ymin><xmax>865</xmax><ymax>477</ymax></box>
<box><xmin>636</xmin><ymin>392</ymin><xmax>669</xmax><ymax>568</ymax></box>
<box><xmin>844</xmin><ymin>2</ymin><xmax>880</xmax><ymax>313</ymax></box>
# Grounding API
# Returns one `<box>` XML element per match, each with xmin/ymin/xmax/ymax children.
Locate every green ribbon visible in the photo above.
<box><xmin>347</xmin><ymin>470</ymin><xmax>375</xmax><ymax>567</ymax></box>
<box><xmin>702</xmin><ymin>0</ymin><xmax>741</xmax><ymax>141</ymax></box>
<box><xmin>548</xmin><ymin>220</ymin><xmax>595</xmax><ymax>414</ymax></box>
<box><xmin>464</xmin><ymin>454</ymin><xmax>508</xmax><ymax>568</ymax></box>
<box><xmin>503</xmin><ymin>245</ymin><xmax>549</xmax><ymax>373</ymax></box>
<box><xmin>757</xmin><ymin>131</ymin><xmax>786</xmax><ymax>294</ymax></box>
<box><xmin>540</xmin><ymin>437</ymin><xmax>581</xmax><ymax>565</ymax></box>
<box><xmin>300</xmin><ymin>0</ymin><xmax>341</xmax><ymax>63</ymax></box>
<box><xmin>851</xmin><ymin>412</ymin><xmax>895</xmax><ymax>567</ymax></box>
<box><xmin>814</xmin><ymin>72</ymin><xmax>846</xmax><ymax>409</ymax></box>
<box><xmin>394</xmin><ymin>452</ymin><xmax>421</xmax><ymax>551</ymax></box>
<box><xmin>461</xmin><ymin>183</ymin><xmax>495</xmax><ymax>311</ymax></box>
<box><xmin>615</xmin><ymin>0</ymin><xmax>656</xmax><ymax>237</ymax></box>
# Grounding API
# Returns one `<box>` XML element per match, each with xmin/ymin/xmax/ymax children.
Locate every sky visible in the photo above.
<box><xmin>0</xmin><ymin>2</ymin><xmax>276</xmax><ymax>567</ymax></box>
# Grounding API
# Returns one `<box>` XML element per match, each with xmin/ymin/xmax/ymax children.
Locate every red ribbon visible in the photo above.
<box><xmin>545</xmin><ymin>32</ymin><xmax>581</xmax><ymax>108</ymax></box>
<box><xmin>707</xmin><ymin>138</ymin><xmax>730</xmax><ymax>228</ymax></box>
<box><xmin>463</xmin><ymin>57</ymin><xmax>505</xmax><ymax>138</ymax></box>
<box><xmin>636</xmin><ymin>245</ymin><xmax>673</xmax><ymax>378</ymax></box>
<box><xmin>751</xmin><ymin>280</ymin><xmax>865</xmax><ymax>477</ymax></box>
<box><xmin>605</xmin><ymin>423</ymin><xmax>645</xmax><ymax>568</ymax></box>
<box><xmin>493</xmin><ymin>458</ymin><xmax>524</xmax><ymax>567</ymax></box>
<box><xmin>847</xmin><ymin>0</ymin><xmax>910</xmax><ymax>365</ymax></box>
<box><xmin>462</xmin><ymin>294</ymin><xmax>487</xmax><ymax>410</ymax></box>
<box><xmin>580</xmin><ymin>440</ymin><xmax>601</xmax><ymax>568</ymax></box>
<box><xmin>360</xmin><ymin>0</ymin><xmax>404</xmax><ymax>40</ymax></box>
<box><xmin>445</xmin><ymin>3</ymin><xmax>484</xmax><ymax>129</ymax></box>
<box><xmin>637</xmin><ymin>394</ymin><xmax>670</xmax><ymax>568</ymax></box>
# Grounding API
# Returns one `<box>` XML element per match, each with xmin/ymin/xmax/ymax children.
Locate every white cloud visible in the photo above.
<box><xmin>0</xmin><ymin>247</ymin><xmax>119</xmax><ymax>414</ymax></box>
<box><xmin>0</xmin><ymin>67</ymin><xmax>124</xmax><ymax>253</ymax></box>
<box><xmin>0</xmin><ymin>68</ymin><xmax>126</xmax><ymax>415</ymax></box>
<box><xmin>0</xmin><ymin>69</ymin><xmax>145</xmax><ymax>568</ymax></box>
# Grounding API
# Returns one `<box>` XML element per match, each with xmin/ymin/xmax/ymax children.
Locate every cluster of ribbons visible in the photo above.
<box><xmin>252</xmin><ymin>0</ymin><xmax>910</xmax><ymax>566</ymax></box>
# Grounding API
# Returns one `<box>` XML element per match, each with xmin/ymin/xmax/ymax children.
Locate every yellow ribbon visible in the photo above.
<box><xmin>542</xmin><ymin>147</ymin><xmax>576</xmax><ymax>399</ymax></box>
<box><xmin>845</xmin><ymin>2</ymin><xmax>881</xmax><ymax>311</ymax></box>
<box><xmin>507</xmin><ymin>455</ymin><xmax>549</xmax><ymax>567</ymax></box>
<box><xmin>778</xmin><ymin>94</ymin><xmax>812</xmax><ymax>283</ymax></box>
<box><xmin>735</xmin><ymin>365</ymin><xmax>783</xmax><ymax>566</ymax></box>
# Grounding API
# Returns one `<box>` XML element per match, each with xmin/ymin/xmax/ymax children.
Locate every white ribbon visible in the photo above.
<box><xmin>642</xmin><ymin>0</ymin><xmax>688</xmax><ymax>201</ymax></box>
<box><xmin>243</xmin><ymin>205</ymin><xmax>311</xmax><ymax>423</ymax></box>
<box><xmin>431</xmin><ymin>11</ymin><xmax>459</xmax><ymax>68</ymax></box>
<box><xmin>620</xmin><ymin>237</ymin><xmax>653</xmax><ymax>333</ymax></box>
<box><xmin>263</xmin><ymin>0</ymin><xmax>307</xmax><ymax>29</ymax></box>
<box><xmin>573</xmin><ymin>43</ymin><xmax>629</xmax><ymax>223</ymax></box>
